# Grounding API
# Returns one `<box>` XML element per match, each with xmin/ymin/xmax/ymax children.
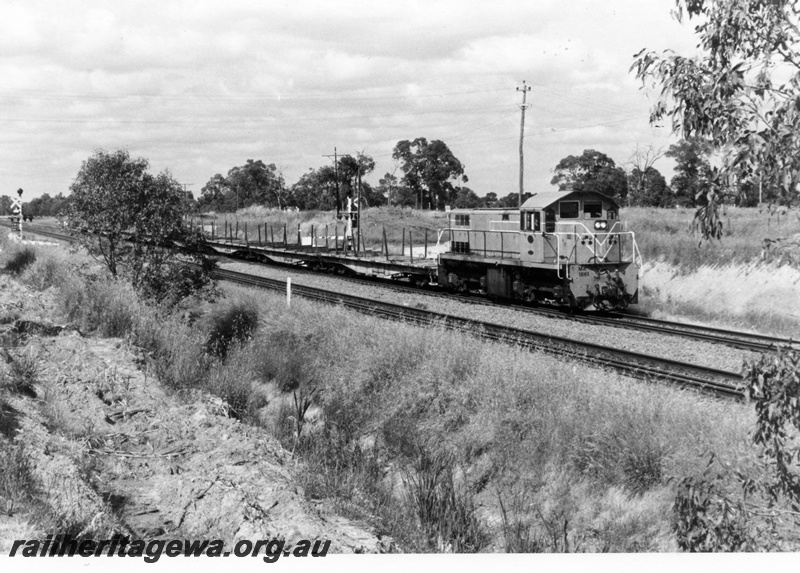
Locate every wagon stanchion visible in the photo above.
<box><xmin>410</xmin><ymin>231</ymin><xmax>413</xmax><ymax>262</ymax></box>
<box><xmin>211</xmin><ymin>220</ymin><xmax>215</xmax><ymax>241</ymax></box>
<box><xmin>383</xmin><ymin>227</ymin><xmax>389</xmax><ymax>261</ymax></box>
<box><xmin>325</xmin><ymin>225</ymin><xmax>329</xmax><ymax>250</ymax></box>
<box><xmin>245</xmin><ymin>222</ymin><xmax>249</xmax><ymax>246</ymax></box>
<box><xmin>235</xmin><ymin>220</ymin><xmax>239</xmax><ymax>242</ymax></box>
<box><xmin>258</xmin><ymin>224</ymin><xmax>262</xmax><ymax>246</ymax></box>
<box><xmin>283</xmin><ymin>224</ymin><xmax>287</xmax><ymax>247</ymax></box>
<box><xmin>424</xmin><ymin>228</ymin><xmax>428</xmax><ymax>259</ymax></box>
<box><xmin>311</xmin><ymin>225</ymin><xmax>315</xmax><ymax>248</ymax></box>
<box><xmin>402</xmin><ymin>229</ymin><xmax>406</xmax><ymax>258</ymax></box>
<box><xmin>297</xmin><ymin>224</ymin><xmax>301</xmax><ymax>247</ymax></box>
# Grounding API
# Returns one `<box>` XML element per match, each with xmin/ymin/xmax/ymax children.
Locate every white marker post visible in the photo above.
<box><xmin>286</xmin><ymin>277</ymin><xmax>291</xmax><ymax>307</ymax></box>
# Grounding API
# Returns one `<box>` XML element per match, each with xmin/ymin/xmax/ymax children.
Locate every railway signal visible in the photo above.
<box><xmin>11</xmin><ymin>188</ymin><xmax>23</xmax><ymax>237</ymax></box>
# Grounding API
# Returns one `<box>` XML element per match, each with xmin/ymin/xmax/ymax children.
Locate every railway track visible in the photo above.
<box><xmin>215</xmin><ymin>251</ymin><xmax>796</xmax><ymax>354</ymax></box>
<box><xmin>316</xmin><ymin>268</ymin><xmax>795</xmax><ymax>353</ymax></box>
<box><xmin>212</xmin><ymin>267</ymin><xmax>744</xmax><ymax>399</ymax></box>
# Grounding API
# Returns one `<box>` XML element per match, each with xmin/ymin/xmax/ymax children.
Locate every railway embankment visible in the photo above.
<box><xmin>0</xmin><ymin>264</ymin><xmax>380</xmax><ymax>554</ymax></box>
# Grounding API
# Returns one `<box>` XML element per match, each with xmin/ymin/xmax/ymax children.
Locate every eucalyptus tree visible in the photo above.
<box><xmin>632</xmin><ymin>0</ymin><xmax>800</xmax><ymax>237</ymax></box>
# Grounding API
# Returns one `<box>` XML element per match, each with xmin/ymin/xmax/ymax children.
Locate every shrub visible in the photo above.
<box><xmin>251</xmin><ymin>329</ymin><xmax>312</xmax><ymax>390</ymax></box>
<box><xmin>205</xmin><ymin>300</ymin><xmax>259</xmax><ymax>358</ymax></box>
<box><xmin>21</xmin><ymin>251</ymin><xmax>67</xmax><ymax>291</ymax></box>
<box><xmin>4</xmin><ymin>247</ymin><xmax>36</xmax><ymax>275</ymax></box>
<box><xmin>673</xmin><ymin>347</ymin><xmax>800</xmax><ymax>551</ymax></box>
<box><xmin>57</xmin><ymin>273</ymin><xmax>140</xmax><ymax>338</ymax></box>
<box><xmin>138</xmin><ymin>315</ymin><xmax>211</xmax><ymax>391</ymax></box>
<box><xmin>136</xmin><ymin>262</ymin><xmax>219</xmax><ymax>309</ymax></box>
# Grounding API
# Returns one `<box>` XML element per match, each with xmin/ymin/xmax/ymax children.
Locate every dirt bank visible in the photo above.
<box><xmin>0</xmin><ymin>273</ymin><xmax>381</xmax><ymax>553</ymax></box>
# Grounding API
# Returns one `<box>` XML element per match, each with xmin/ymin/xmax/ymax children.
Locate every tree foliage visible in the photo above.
<box><xmin>393</xmin><ymin>138</ymin><xmax>467</xmax><ymax>210</ymax></box>
<box><xmin>550</xmin><ymin>149</ymin><xmax>628</xmax><ymax>200</ymax></box>
<box><xmin>665</xmin><ymin>138</ymin><xmax>714</xmax><ymax>207</ymax></box>
<box><xmin>627</xmin><ymin>167</ymin><xmax>673</xmax><ymax>207</ymax></box>
<box><xmin>452</xmin><ymin>187</ymin><xmax>482</xmax><ymax>209</ymax></box>
<box><xmin>291</xmin><ymin>166</ymin><xmax>339</xmax><ymax>211</ymax></box>
<box><xmin>200</xmin><ymin>159</ymin><xmax>286</xmax><ymax>212</ymax></box>
<box><xmin>65</xmin><ymin>149</ymin><xmax>216</xmax><ymax>306</ymax></box>
<box><xmin>495</xmin><ymin>192</ymin><xmax>531</xmax><ymax>208</ymax></box>
<box><xmin>377</xmin><ymin>171</ymin><xmax>414</xmax><ymax>207</ymax></box>
<box><xmin>336</xmin><ymin>153</ymin><xmax>384</xmax><ymax>208</ymax></box>
<box><xmin>632</xmin><ymin>0</ymin><xmax>800</xmax><ymax>207</ymax></box>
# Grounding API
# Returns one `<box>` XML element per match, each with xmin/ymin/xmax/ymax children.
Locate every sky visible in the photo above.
<box><xmin>0</xmin><ymin>0</ymin><xmax>701</xmax><ymax>202</ymax></box>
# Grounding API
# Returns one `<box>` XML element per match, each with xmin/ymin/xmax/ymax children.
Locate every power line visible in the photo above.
<box><xmin>0</xmin><ymin>86</ymin><xmax>508</xmax><ymax>104</ymax></box>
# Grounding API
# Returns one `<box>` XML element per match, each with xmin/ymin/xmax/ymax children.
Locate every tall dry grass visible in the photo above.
<box><xmin>624</xmin><ymin>205</ymin><xmax>799</xmax><ymax>270</ymax></box>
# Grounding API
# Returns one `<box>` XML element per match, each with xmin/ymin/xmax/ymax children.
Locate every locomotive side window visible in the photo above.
<box><xmin>583</xmin><ymin>202</ymin><xmax>602</xmax><ymax>219</ymax></box>
<box><xmin>521</xmin><ymin>211</ymin><xmax>540</xmax><ymax>231</ymax></box>
<box><xmin>454</xmin><ymin>214</ymin><xmax>471</xmax><ymax>227</ymax></box>
<box><xmin>559</xmin><ymin>201</ymin><xmax>579</xmax><ymax>219</ymax></box>
<box><xmin>544</xmin><ymin>208</ymin><xmax>556</xmax><ymax>232</ymax></box>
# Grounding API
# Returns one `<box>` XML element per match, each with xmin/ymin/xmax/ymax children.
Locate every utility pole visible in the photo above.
<box><xmin>323</xmin><ymin>148</ymin><xmax>341</xmax><ymax>217</ymax></box>
<box><xmin>356</xmin><ymin>159</ymin><xmax>362</xmax><ymax>252</ymax></box>
<box><xmin>516</xmin><ymin>80</ymin><xmax>532</xmax><ymax>208</ymax></box>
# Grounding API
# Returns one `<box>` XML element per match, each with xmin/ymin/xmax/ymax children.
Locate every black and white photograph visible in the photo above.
<box><xmin>0</xmin><ymin>1</ymin><xmax>798</xmax><ymax>571</ymax></box>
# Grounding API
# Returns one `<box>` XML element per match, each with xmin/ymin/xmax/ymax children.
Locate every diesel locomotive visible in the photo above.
<box><xmin>439</xmin><ymin>189</ymin><xmax>640</xmax><ymax>310</ymax></box>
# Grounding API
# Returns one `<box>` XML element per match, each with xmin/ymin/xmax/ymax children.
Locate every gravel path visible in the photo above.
<box><xmin>220</xmin><ymin>259</ymin><xmax>756</xmax><ymax>374</ymax></box>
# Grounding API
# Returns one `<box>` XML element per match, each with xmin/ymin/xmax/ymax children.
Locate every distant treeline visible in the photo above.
<box><xmin>0</xmin><ymin>193</ymin><xmax>67</xmax><ymax>219</ymax></box>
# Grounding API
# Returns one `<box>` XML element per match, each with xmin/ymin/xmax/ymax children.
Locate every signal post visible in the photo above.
<box><xmin>11</xmin><ymin>188</ymin><xmax>23</xmax><ymax>239</ymax></box>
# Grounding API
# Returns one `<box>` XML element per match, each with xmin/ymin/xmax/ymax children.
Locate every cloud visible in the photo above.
<box><xmin>0</xmin><ymin>0</ymin><xmax>698</xmax><ymax>199</ymax></box>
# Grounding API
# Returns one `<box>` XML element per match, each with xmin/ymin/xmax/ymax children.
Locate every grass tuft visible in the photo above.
<box><xmin>0</xmin><ymin>443</ymin><xmax>35</xmax><ymax>516</ymax></box>
<box><xmin>402</xmin><ymin>445</ymin><xmax>486</xmax><ymax>552</ymax></box>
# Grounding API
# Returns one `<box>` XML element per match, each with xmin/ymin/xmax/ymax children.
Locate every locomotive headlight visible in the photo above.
<box><xmin>594</xmin><ymin>220</ymin><xmax>608</xmax><ymax>231</ymax></box>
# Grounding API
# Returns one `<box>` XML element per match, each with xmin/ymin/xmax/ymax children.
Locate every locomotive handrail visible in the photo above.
<box><xmin>440</xmin><ymin>227</ymin><xmax>521</xmax><ymax>260</ymax></box>
<box><xmin>549</xmin><ymin>221</ymin><xmax>639</xmax><ymax>265</ymax></box>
